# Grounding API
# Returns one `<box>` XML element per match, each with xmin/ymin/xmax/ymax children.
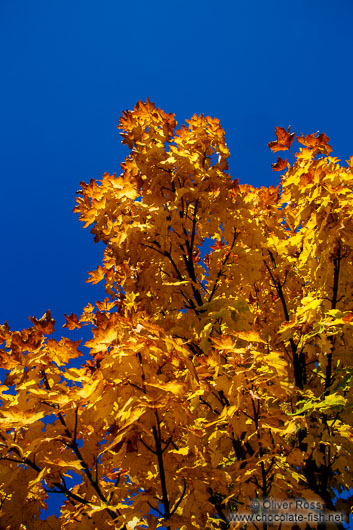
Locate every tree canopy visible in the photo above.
<box><xmin>0</xmin><ymin>100</ymin><xmax>352</xmax><ymax>529</ymax></box>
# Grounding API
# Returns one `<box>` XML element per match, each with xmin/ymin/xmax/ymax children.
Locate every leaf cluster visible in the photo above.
<box><xmin>0</xmin><ymin>101</ymin><xmax>352</xmax><ymax>529</ymax></box>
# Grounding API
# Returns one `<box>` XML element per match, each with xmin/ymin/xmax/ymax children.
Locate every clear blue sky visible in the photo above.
<box><xmin>1</xmin><ymin>0</ymin><xmax>353</xmax><ymax>330</ymax></box>
<box><xmin>1</xmin><ymin>0</ymin><xmax>353</xmax><ymax>520</ymax></box>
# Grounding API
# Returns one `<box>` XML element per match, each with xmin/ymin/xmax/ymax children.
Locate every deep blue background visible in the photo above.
<box><xmin>1</xmin><ymin>0</ymin><xmax>353</xmax><ymax>331</ymax></box>
<box><xmin>1</xmin><ymin>0</ymin><xmax>353</xmax><ymax>522</ymax></box>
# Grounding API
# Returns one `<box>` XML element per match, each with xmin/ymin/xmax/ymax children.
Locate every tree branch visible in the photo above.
<box><xmin>153</xmin><ymin>411</ymin><xmax>171</xmax><ymax>519</ymax></box>
<box><xmin>208</xmin><ymin>228</ymin><xmax>238</xmax><ymax>303</ymax></box>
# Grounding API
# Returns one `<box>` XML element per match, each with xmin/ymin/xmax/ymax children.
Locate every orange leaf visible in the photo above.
<box><xmin>87</xmin><ymin>265</ymin><xmax>105</xmax><ymax>284</ymax></box>
<box><xmin>96</xmin><ymin>298</ymin><xmax>116</xmax><ymax>312</ymax></box>
<box><xmin>63</xmin><ymin>313</ymin><xmax>81</xmax><ymax>330</ymax></box>
<box><xmin>268</xmin><ymin>126</ymin><xmax>295</xmax><ymax>152</ymax></box>
<box><xmin>342</xmin><ymin>313</ymin><xmax>353</xmax><ymax>324</ymax></box>
<box><xmin>47</xmin><ymin>337</ymin><xmax>82</xmax><ymax>365</ymax></box>
<box><xmin>296</xmin><ymin>131</ymin><xmax>330</xmax><ymax>148</ymax></box>
<box><xmin>272</xmin><ymin>157</ymin><xmax>288</xmax><ymax>171</ymax></box>
<box><xmin>28</xmin><ymin>310</ymin><xmax>55</xmax><ymax>335</ymax></box>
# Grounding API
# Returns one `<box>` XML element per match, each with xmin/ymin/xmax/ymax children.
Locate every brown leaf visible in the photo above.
<box><xmin>63</xmin><ymin>313</ymin><xmax>81</xmax><ymax>330</ymax></box>
<box><xmin>268</xmin><ymin>126</ymin><xmax>295</xmax><ymax>152</ymax></box>
<box><xmin>28</xmin><ymin>310</ymin><xmax>55</xmax><ymax>335</ymax></box>
<box><xmin>296</xmin><ymin>131</ymin><xmax>330</xmax><ymax>148</ymax></box>
<box><xmin>272</xmin><ymin>157</ymin><xmax>288</xmax><ymax>171</ymax></box>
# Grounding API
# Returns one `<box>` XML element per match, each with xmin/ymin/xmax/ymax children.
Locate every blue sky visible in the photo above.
<box><xmin>1</xmin><ymin>0</ymin><xmax>353</xmax><ymax>522</ymax></box>
<box><xmin>1</xmin><ymin>0</ymin><xmax>353</xmax><ymax>331</ymax></box>
<box><xmin>0</xmin><ymin>0</ymin><xmax>353</xmax><ymax>329</ymax></box>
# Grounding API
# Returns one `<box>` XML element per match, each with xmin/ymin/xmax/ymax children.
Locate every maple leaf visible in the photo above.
<box><xmin>296</xmin><ymin>131</ymin><xmax>333</xmax><ymax>156</ymax></box>
<box><xmin>272</xmin><ymin>156</ymin><xmax>288</xmax><ymax>171</ymax></box>
<box><xmin>296</xmin><ymin>131</ymin><xmax>330</xmax><ymax>148</ymax></box>
<box><xmin>63</xmin><ymin>312</ymin><xmax>81</xmax><ymax>330</ymax></box>
<box><xmin>46</xmin><ymin>337</ymin><xmax>82</xmax><ymax>365</ymax></box>
<box><xmin>1</xmin><ymin>101</ymin><xmax>353</xmax><ymax>529</ymax></box>
<box><xmin>28</xmin><ymin>310</ymin><xmax>55</xmax><ymax>335</ymax></box>
<box><xmin>268</xmin><ymin>126</ymin><xmax>295</xmax><ymax>152</ymax></box>
<box><xmin>96</xmin><ymin>298</ymin><xmax>116</xmax><ymax>312</ymax></box>
<box><xmin>86</xmin><ymin>265</ymin><xmax>105</xmax><ymax>284</ymax></box>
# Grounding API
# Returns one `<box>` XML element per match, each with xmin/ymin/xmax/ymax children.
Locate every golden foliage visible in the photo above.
<box><xmin>0</xmin><ymin>100</ymin><xmax>352</xmax><ymax>529</ymax></box>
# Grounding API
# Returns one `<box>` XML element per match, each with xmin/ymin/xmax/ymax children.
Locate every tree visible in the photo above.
<box><xmin>0</xmin><ymin>99</ymin><xmax>352</xmax><ymax>529</ymax></box>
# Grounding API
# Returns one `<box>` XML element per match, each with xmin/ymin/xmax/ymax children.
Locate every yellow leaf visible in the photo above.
<box><xmin>233</xmin><ymin>330</ymin><xmax>267</xmax><ymax>343</ymax></box>
<box><xmin>42</xmin><ymin>458</ymin><xmax>83</xmax><ymax>471</ymax></box>
<box><xmin>170</xmin><ymin>447</ymin><xmax>189</xmax><ymax>455</ymax></box>
<box><xmin>146</xmin><ymin>381</ymin><xmax>185</xmax><ymax>396</ymax></box>
<box><xmin>162</xmin><ymin>280</ymin><xmax>189</xmax><ymax>286</ymax></box>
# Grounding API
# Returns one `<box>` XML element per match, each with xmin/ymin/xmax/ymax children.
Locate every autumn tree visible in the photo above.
<box><xmin>0</xmin><ymin>100</ymin><xmax>352</xmax><ymax>529</ymax></box>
